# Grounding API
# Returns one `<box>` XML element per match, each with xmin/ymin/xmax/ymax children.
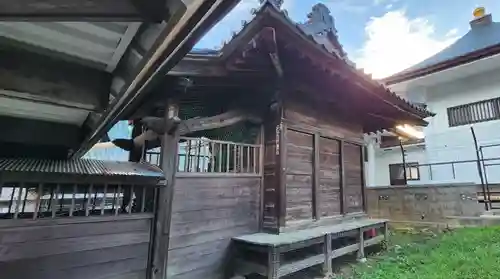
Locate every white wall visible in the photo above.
<box><xmin>372</xmin><ymin>146</ymin><xmax>428</xmax><ymax>186</ymax></box>
<box><xmin>423</xmin><ymin>69</ymin><xmax>500</xmax><ymax>184</ymax></box>
<box><xmin>368</xmin><ymin>68</ymin><xmax>500</xmax><ymax>186</ymax></box>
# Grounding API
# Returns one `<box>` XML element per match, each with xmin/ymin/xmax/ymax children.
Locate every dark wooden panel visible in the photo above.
<box><xmin>169</xmin><ymin>263</ymin><xmax>223</xmax><ymax>279</ymax></box>
<box><xmin>169</xmin><ymin>223</ymin><xmax>256</xmax><ymax>250</ymax></box>
<box><xmin>0</xmin><ymin>215</ymin><xmax>151</xmax><ymax>279</ymax></box>
<box><xmin>285</xmin><ymin>129</ymin><xmax>313</xmax><ymax>222</ymax></box>
<box><xmin>0</xmin><ymin>243</ymin><xmax>148</xmax><ymax>273</ymax></box>
<box><xmin>318</xmin><ymin>137</ymin><xmax>342</xmax><ymax>218</ymax></box>
<box><xmin>1</xmin><ymin>257</ymin><xmax>147</xmax><ymax>279</ymax></box>
<box><xmin>284</xmin><ymin>98</ymin><xmax>363</xmax><ymax>142</ymax></box>
<box><xmin>263</xmin><ymin>119</ymin><xmax>280</xmax><ymax>231</ymax></box>
<box><xmin>168</xmin><ymin>176</ymin><xmax>260</xmax><ymax>279</ymax></box>
<box><xmin>0</xmin><ymin>231</ymin><xmax>150</xmax><ymax>261</ymax></box>
<box><xmin>104</xmin><ymin>270</ymin><xmax>147</xmax><ymax>279</ymax></box>
<box><xmin>343</xmin><ymin>142</ymin><xmax>363</xmax><ymax>214</ymax></box>
<box><xmin>0</xmin><ymin>45</ymin><xmax>109</xmax><ymax>111</ymax></box>
<box><xmin>0</xmin><ymin>218</ymin><xmax>150</xmax><ymax>244</ymax></box>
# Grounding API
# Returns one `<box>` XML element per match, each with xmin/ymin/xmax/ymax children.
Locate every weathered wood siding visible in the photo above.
<box><xmin>167</xmin><ymin>176</ymin><xmax>260</xmax><ymax>279</ymax></box>
<box><xmin>262</xmin><ymin>118</ymin><xmax>280</xmax><ymax>232</ymax></box>
<box><xmin>285</xmin><ymin>129</ymin><xmax>314</xmax><ymax>222</ymax></box>
<box><xmin>318</xmin><ymin>137</ymin><xmax>342</xmax><ymax>217</ymax></box>
<box><xmin>282</xmin><ymin>97</ymin><xmax>365</xmax><ymax>227</ymax></box>
<box><xmin>0</xmin><ymin>215</ymin><xmax>152</xmax><ymax>279</ymax></box>
<box><xmin>284</xmin><ymin>98</ymin><xmax>363</xmax><ymax>142</ymax></box>
<box><xmin>344</xmin><ymin>142</ymin><xmax>364</xmax><ymax>214</ymax></box>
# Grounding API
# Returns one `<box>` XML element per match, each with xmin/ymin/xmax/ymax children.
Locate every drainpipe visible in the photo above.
<box><xmin>399</xmin><ymin>139</ymin><xmax>408</xmax><ymax>185</ymax></box>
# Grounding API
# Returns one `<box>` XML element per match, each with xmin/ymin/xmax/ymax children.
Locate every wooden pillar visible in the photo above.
<box><xmin>384</xmin><ymin>222</ymin><xmax>389</xmax><ymax>246</ymax></box>
<box><xmin>360</xmin><ymin>144</ymin><xmax>367</xmax><ymax>213</ymax></box>
<box><xmin>313</xmin><ymin>133</ymin><xmax>320</xmax><ymax>220</ymax></box>
<box><xmin>277</xmin><ymin>120</ymin><xmax>286</xmax><ymax>229</ymax></box>
<box><xmin>357</xmin><ymin>228</ymin><xmax>365</xmax><ymax>261</ymax></box>
<box><xmin>323</xmin><ymin>233</ymin><xmax>332</xmax><ymax>275</ymax></box>
<box><xmin>151</xmin><ymin>100</ymin><xmax>180</xmax><ymax>279</ymax></box>
<box><xmin>267</xmin><ymin>246</ymin><xmax>280</xmax><ymax>279</ymax></box>
<box><xmin>339</xmin><ymin>141</ymin><xmax>346</xmax><ymax>215</ymax></box>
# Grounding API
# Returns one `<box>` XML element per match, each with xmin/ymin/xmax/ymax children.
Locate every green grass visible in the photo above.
<box><xmin>337</xmin><ymin>226</ymin><xmax>500</xmax><ymax>279</ymax></box>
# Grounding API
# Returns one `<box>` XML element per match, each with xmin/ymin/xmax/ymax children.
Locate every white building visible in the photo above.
<box><xmin>366</xmin><ymin>8</ymin><xmax>500</xmax><ymax>187</ymax></box>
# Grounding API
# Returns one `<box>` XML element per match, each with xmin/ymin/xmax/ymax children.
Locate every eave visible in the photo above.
<box><xmin>223</xmin><ymin>2</ymin><xmax>433</xmax><ymax>122</ymax></box>
<box><xmin>383</xmin><ymin>42</ymin><xmax>500</xmax><ymax>85</ymax></box>
<box><xmin>72</xmin><ymin>0</ymin><xmax>241</xmax><ymax>158</ymax></box>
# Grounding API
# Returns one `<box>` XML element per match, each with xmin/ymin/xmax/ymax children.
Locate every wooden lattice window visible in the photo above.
<box><xmin>447</xmin><ymin>97</ymin><xmax>500</xmax><ymax>127</ymax></box>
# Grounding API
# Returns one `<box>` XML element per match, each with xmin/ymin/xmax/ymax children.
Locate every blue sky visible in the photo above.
<box><xmin>195</xmin><ymin>0</ymin><xmax>500</xmax><ymax>78</ymax></box>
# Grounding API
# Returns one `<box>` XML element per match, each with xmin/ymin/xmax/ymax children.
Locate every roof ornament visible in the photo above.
<box><xmin>306</xmin><ymin>3</ymin><xmax>337</xmax><ymax>35</ymax></box>
<box><xmin>259</xmin><ymin>0</ymin><xmax>284</xmax><ymax>9</ymax></box>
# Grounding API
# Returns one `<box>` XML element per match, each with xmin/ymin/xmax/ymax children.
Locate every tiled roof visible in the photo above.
<box><xmin>186</xmin><ymin>1</ymin><xmax>433</xmax><ymax>118</ymax></box>
<box><xmin>397</xmin><ymin>15</ymin><xmax>500</xmax><ymax>75</ymax></box>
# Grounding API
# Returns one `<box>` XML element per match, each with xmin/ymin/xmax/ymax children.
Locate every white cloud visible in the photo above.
<box><xmin>354</xmin><ymin>10</ymin><xmax>459</xmax><ymax>79</ymax></box>
<box><xmin>195</xmin><ymin>0</ymin><xmax>260</xmax><ymax>49</ymax></box>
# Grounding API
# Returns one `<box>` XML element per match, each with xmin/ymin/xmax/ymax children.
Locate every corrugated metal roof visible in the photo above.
<box><xmin>0</xmin><ymin>22</ymin><xmax>141</xmax><ymax>72</ymax></box>
<box><xmin>0</xmin><ymin>158</ymin><xmax>163</xmax><ymax>178</ymax></box>
<box><xmin>400</xmin><ymin>17</ymin><xmax>500</xmax><ymax>74</ymax></box>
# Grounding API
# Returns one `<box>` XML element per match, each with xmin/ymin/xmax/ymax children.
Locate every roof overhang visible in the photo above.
<box><xmin>383</xmin><ymin>43</ymin><xmax>500</xmax><ymax>85</ymax></box>
<box><xmin>388</xmin><ymin>50</ymin><xmax>500</xmax><ymax>92</ymax></box>
<box><xmin>72</xmin><ymin>0</ymin><xmax>241</xmax><ymax>158</ymax></box>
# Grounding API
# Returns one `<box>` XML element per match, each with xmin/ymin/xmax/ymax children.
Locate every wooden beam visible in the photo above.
<box><xmin>168</xmin><ymin>56</ymin><xmax>229</xmax><ymax>77</ymax></box>
<box><xmin>0</xmin><ymin>46</ymin><xmax>110</xmax><ymax>111</ymax></box>
<box><xmin>278</xmin><ymin>120</ymin><xmax>287</xmax><ymax>229</ymax></box>
<box><xmin>360</xmin><ymin>144</ymin><xmax>367</xmax><ymax>213</ymax></box>
<box><xmin>339</xmin><ymin>140</ymin><xmax>346</xmax><ymax>215</ymax></box>
<box><xmin>141</xmin><ymin>109</ymin><xmax>263</xmax><ymax>136</ymax></box>
<box><xmin>0</xmin><ymin>0</ymin><xmax>169</xmax><ymax>21</ymax></box>
<box><xmin>72</xmin><ymin>0</ymin><xmax>241</xmax><ymax>158</ymax></box>
<box><xmin>152</xmin><ymin>101</ymin><xmax>179</xmax><ymax>279</ymax></box>
<box><xmin>313</xmin><ymin>133</ymin><xmax>320</xmax><ymax>220</ymax></box>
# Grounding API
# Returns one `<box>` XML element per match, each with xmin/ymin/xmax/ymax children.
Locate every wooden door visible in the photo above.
<box><xmin>318</xmin><ymin>137</ymin><xmax>342</xmax><ymax>217</ymax></box>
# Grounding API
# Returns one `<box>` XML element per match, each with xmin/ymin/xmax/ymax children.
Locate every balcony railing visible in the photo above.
<box><xmin>146</xmin><ymin>137</ymin><xmax>263</xmax><ymax>175</ymax></box>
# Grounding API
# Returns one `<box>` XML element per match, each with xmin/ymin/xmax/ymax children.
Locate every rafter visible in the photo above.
<box><xmin>142</xmin><ymin>109</ymin><xmax>262</xmax><ymax>135</ymax></box>
<box><xmin>112</xmin><ymin>109</ymin><xmax>263</xmax><ymax>151</ymax></box>
<box><xmin>0</xmin><ymin>0</ymin><xmax>170</xmax><ymax>21</ymax></box>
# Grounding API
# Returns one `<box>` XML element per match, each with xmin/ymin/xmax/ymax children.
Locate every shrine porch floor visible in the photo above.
<box><xmin>230</xmin><ymin>218</ymin><xmax>388</xmax><ymax>279</ymax></box>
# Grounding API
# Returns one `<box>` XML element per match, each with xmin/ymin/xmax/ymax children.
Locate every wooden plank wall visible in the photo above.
<box><xmin>343</xmin><ymin>142</ymin><xmax>364</xmax><ymax>214</ymax></box>
<box><xmin>167</xmin><ymin>176</ymin><xmax>260</xmax><ymax>279</ymax></box>
<box><xmin>284</xmin><ymin>98</ymin><xmax>363</xmax><ymax>142</ymax></box>
<box><xmin>285</xmin><ymin>129</ymin><xmax>314</xmax><ymax>222</ymax></box>
<box><xmin>0</xmin><ymin>215</ymin><xmax>152</xmax><ymax>279</ymax></box>
<box><xmin>282</xmin><ymin>97</ymin><xmax>365</xmax><ymax>227</ymax></box>
<box><xmin>318</xmin><ymin>137</ymin><xmax>342</xmax><ymax>217</ymax></box>
<box><xmin>262</xmin><ymin>120</ymin><xmax>280</xmax><ymax>231</ymax></box>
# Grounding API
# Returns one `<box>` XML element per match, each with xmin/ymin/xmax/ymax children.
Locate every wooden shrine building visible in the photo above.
<box><xmin>110</xmin><ymin>1</ymin><xmax>433</xmax><ymax>279</ymax></box>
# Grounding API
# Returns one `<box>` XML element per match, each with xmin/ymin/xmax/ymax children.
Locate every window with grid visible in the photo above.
<box><xmin>447</xmin><ymin>97</ymin><xmax>500</xmax><ymax>127</ymax></box>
